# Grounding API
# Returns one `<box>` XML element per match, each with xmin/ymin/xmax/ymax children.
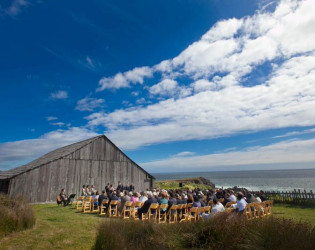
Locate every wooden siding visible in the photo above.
<box><xmin>7</xmin><ymin>136</ymin><xmax>154</xmax><ymax>203</ymax></box>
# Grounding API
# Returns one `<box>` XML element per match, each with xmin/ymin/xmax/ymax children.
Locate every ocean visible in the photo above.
<box><xmin>153</xmin><ymin>168</ymin><xmax>315</xmax><ymax>192</ymax></box>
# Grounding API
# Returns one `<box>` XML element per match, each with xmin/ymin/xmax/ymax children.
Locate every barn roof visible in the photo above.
<box><xmin>0</xmin><ymin>135</ymin><xmax>155</xmax><ymax>180</ymax></box>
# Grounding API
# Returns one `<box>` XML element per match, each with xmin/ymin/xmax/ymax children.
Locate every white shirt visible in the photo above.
<box><xmin>139</xmin><ymin>196</ymin><xmax>148</xmax><ymax>202</ymax></box>
<box><xmin>201</xmin><ymin>202</ymin><xmax>225</xmax><ymax>220</ymax></box>
<box><xmin>211</xmin><ymin>202</ymin><xmax>225</xmax><ymax>215</ymax></box>
<box><xmin>233</xmin><ymin>198</ymin><xmax>247</xmax><ymax>212</ymax></box>
<box><xmin>229</xmin><ymin>194</ymin><xmax>237</xmax><ymax>202</ymax></box>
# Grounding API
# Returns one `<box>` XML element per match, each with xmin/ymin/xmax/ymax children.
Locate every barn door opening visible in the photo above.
<box><xmin>0</xmin><ymin>179</ymin><xmax>10</xmax><ymax>194</ymax></box>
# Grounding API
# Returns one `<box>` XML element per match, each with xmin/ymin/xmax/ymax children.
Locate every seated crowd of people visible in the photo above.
<box><xmin>79</xmin><ymin>181</ymin><xmax>267</xmax><ymax>220</ymax></box>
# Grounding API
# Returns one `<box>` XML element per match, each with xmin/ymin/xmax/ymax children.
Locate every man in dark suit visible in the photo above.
<box><xmin>166</xmin><ymin>192</ymin><xmax>177</xmax><ymax>214</ymax></box>
<box><xmin>138</xmin><ymin>194</ymin><xmax>157</xmax><ymax>220</ymax></box>
<box><xmin>117</xmin><ymin>181</ymin><xmax>123</xmax><ymax>192</ymax></box>
<box><xmin>98</xmin><ymin>190</ymin><xmax>108</xmax><ymax>213</ymax></box>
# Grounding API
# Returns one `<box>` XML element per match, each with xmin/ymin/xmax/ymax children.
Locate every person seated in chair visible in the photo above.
<box><xmin>201</xmin><ymin>198</ymin><xmax>225</xmax><ymax>220</ymax></box>
<box><xmin>60</xmin><ymin>189</ymin><xmax>68</xmax><ymax>206</ymax></box>
<box><xmin>138</xmin><ymin>193</ymin><xmax>157</xmax><ymax>220</ymax></box>
<box><xmin>98</xmin><ymin>190</ymin><xmax>108</xmax><ymax>213</ymax></box>
<box><xmin>232</xmin><ymin>192</ymin><xmax>247</xmax><ymax>213</ymax></box>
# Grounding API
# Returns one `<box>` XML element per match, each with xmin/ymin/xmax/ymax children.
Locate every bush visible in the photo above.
<box><xmin>93</xmin><ymin>213</ymin><xmax>315</xmax><ymax>250</ymax></box>
<box><xmin>0</xmin><ymin>194</ymin><xmax>35</xmax><ymax>237</ymax></box>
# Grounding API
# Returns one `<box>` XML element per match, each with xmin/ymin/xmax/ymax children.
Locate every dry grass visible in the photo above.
<box><xmin>0</xmin><ymin>194</ymin><xmax>35</xmax><ymax>238</ymax></box>
<box><xmin>93</xmin><ymin>213</ymin><xmax>315</xmax><ymax>250</ymax></box>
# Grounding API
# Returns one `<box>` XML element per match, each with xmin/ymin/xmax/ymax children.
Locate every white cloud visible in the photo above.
<box><xmin>46</xmin><ymin>116</ymin><xmax>58</xmax><ymax>121</ymax></box>
<box><xmin>50</xmin><ymin>122</ymin><xmax>65</xmax><ymax>127</ymax></box>
<box><xmin>87</xmin><ymin>52</ymin><xmax>315</xmax><ymax>150</ymax></box>
<box><xmin>149</xmin><ymin>79</ymin><xmax>178</xmax><ymax>96</ymax></box>
<box><xmin>141</xmin><ymin>138</ymin><xmax>315</xmax><ymax>172</ymax></box>
<box><xmin>274</xmin><ymin>128</ymin><xmax>315</xmax><ymax>138</ymax></box>
<box><xmin>50</xmin><ymin>90</ymin><xmax>68</xmax><ymax>99</ymax></box>
<box><xmin>0</xmin><ymin>128</ymin><xmax>98</xmax><ymax>171</ymax></box>
<box><xmin>97</xmin><ymin>66</ymin><xmax>153</xmax><ymax>91</ymax></box>
<box><xmin>173</xmin><ymin>151</ymin><xmax>196</xmax><ymax>157</ymax></box>
<box><xmin>75</xmin><ymin>97</ymin><xmax>105</xmax><ymax>112</ymax></box>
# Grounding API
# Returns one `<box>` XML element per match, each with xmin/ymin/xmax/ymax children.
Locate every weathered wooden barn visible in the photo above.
<box><xmin>0</xmin><ymin>135</ymin><xmax>155</xmax><ymax>203</ymax></box>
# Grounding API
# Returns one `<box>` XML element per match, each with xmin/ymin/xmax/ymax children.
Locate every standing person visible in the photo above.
<box><xmin>91</xmin><ymin>185</ymin><xmax>96</xmax><ymax>195</ymax></box>
<box><xmin>105</xmin><ymin>183</ymin><xmax>110</xmax><ymax>194</ymax></box>
<box><xmin>81</xmin><ymin>185</ymin><xmax>87</xmax><ymax>196</ymax></box>
<box><xmin>117</xmin><ymin>181</ymin><xmax>122</xmax><ymax>192</ymax></box>
<box><xmin>86</xmin><ymin>185</ymin><xmax>91</xmax><ymax>196</ymax></box>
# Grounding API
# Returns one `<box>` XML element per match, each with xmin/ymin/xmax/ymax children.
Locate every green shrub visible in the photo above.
<box><xmin>93</xmin><ymin>213</ymin><xmax>315</xmax><ymax>250</ymax></box>
<box><xmin>0</xmin><ymin>194</ymin><xmax>35</xmax><ymax>237</ymax></box>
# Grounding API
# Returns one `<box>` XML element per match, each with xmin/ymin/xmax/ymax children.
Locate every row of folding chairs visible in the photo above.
<box><xmin>243</xmin><ymin>200</ymin><xmax>273</xmax><ymax>220</ymax></box>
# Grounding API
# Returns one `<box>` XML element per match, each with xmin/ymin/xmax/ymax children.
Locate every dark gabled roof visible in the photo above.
<box><xmin>0</xmin><ymin>135</ymin><xmax>155</xmax><ymax>180</ymax></box>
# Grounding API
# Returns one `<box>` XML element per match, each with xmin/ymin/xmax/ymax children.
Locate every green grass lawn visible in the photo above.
<box><xmin>0</xmin><ymin>203</ymin><xmax>314</xmax><ymax>249</ymax></box>
<box><xmin>273</xmin><ymin>203</ymin><xmax>315</xmax><ymax>226</ymax></box>
<box><xmin>0</xmin><ymin>204</ymin><xmax>104</xmax><ymax>250</ymax></box>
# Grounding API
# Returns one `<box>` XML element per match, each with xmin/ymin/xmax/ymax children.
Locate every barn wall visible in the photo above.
<box><xmin>8</xmin><ymin>136</ymin><xmax>154</xmax><ymax>203</ymax></box>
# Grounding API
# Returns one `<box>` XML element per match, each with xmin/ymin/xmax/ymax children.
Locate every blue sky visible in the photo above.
<box><xmin>1</xmin><ymin>0</ymin><xmax>315</xmax><ymax>173</ymax></box>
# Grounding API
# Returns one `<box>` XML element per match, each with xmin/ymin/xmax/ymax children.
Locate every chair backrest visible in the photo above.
<box><xmin>203</xmin><ymin>206</ymin><xmax>211</xmax><ymax>213</ymax></box>
<box><xmin>110</xmin><ymin>200</ymin><xmax>119</xmax><ymax>205</ymax></box>
<box><xmin>125</xmin><ymin>201</ymin><xmax>133</xmax><ymax>207</ymax></box>
<box><xmin>84</xmin><ymin>196</ymin><xmax>92</xmax><ymax>202</ymax></box>
<box><xmin>133</xmin><ymin>201</ymin><xmax>144</xmax><ymax>208</ymax></box>
<box><xmin>92</xmin><ymin>198</ymin><xmax>98</xmax><ymax>203</ymax></box>
<box><xmin>190</xmin><ymin>207</ymin><xmax>199</xmax><ymax>213</ymax></box>
<box><xmin>159</xmin><ymin>204</ymin><xmax>168</xmax><ymax>210</ymax></box>
<box><xmin>170</xmin><ymin>205</ymin><xmax>178</xmax><ymax>211</ymax></box>
<box><xmin>149</xmin><ymin>203</ymin><xmax>159</xmax><ymax>210</ymax></box>
<box><xmin>101</xmin><ymin>199</ymin><xmax>109</xmax><ymax>205</ymax></box>
<box><xmin>78</xmin><ymin>196</ymin><xmax>85</xmax><ymax>201</ymax></box>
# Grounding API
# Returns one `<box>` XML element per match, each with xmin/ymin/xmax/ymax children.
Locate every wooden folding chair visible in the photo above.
<box><xmin>187</xmin><ymin>207</ymin><xmax>199</xmax><ymax>222</ymax></box>
<box><xmin>176</xmin><ymin>204</ymin><xmax>185</xmax><ymax>221</ymax></box>
<box><xmin>91</xmin><ymin>198</ymin><xmax>99</xmax><ymax>213</ymax></box>
<box><xmin>122</xmin><ymin>201</ymin><xmax>133</xmax><ymax>219</ymax></box>
<box><xmin>265</xmin><ymin>200</ymin><xmax>273</xmax><ymax>215</ymax></box>
<box><xmin>132</xmin><ymin>201</ymin><xmax>144</xmax><ymax>220</ymax></box>
<box><xmin>253</xmin><ymin>203</ymin><xmax>263</xmax><ymax>218</ymax></box>
<box><xmin>99</xmin><ymin>199</ymin><xmax>108</xmax><ymax>216</ymax></box>
<box><xmin>76</xmin><ymin>196</ymin><xmax>85</xmax><ymax>210</ymax></box>
<box><xmin>167</xmin><ymin>205</ymin><xmax>178</xmax><ymax>223</ymax></box>
<box><xmin>157</xmin><ymin>204</ymin><xmax>168</xmax><ymax>224</ymax></box>
<box><xmin>108</xmin><ymin>200</ymin><xmax>120</xmax><ymax>217</ymax></box>
<box><xmin>82</xmin><ymin>196</ymin><xmax>92</xmax><ymax>213</ymax></box>
<box><xmin>203</xmin><ymin>206</ymin><xmax>211</xmax><ymax>214</ymax></box>
<box><xmin>142</xmin><ymin>203</ymin><xmax>159</xmax><ymax>221</ymax></box>
<box><xmin>179</xmin><ymin>204</ymin><xmax>190</xmax><ymax>223</ymax></box>
<box><xmin>243</xmin><ymin>203</ymin><xmax>254</xmax><ymax>220</ymax></box>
